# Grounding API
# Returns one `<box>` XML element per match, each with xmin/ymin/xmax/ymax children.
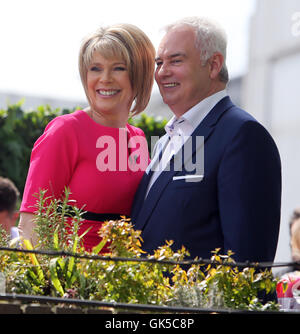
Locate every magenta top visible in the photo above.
<box><xmin>21</xmin><ymin>109</ymin><xmax>149</xmax><ymax>251</ymax></box>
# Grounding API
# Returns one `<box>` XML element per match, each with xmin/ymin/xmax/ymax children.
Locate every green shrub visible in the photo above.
<box><xmin>128</xmin><ymin>113</ymin><xmax>168</xmax><ymax>153</ymax></box>
<box><xmin>0</xmin><ymin>189</ymin><xmax>280</xmax><ymax>311</ymax></box>
<box><xmin>0</xmin><ymin>102</ymin><xmax>62</xmax><ymax>194</ymax></box>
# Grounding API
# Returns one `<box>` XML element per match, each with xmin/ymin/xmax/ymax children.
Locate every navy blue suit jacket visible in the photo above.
<box><xmin>131</xmin><ymin>97</ymin><xmax>281</xmax><ymax>263</ymax></box>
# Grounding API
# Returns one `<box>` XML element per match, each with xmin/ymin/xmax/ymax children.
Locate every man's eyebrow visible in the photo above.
<box><xmin>169</xmin><ymin>53</ymin><xmax>186</xmax><ymax>58</ymax></box>
<box><xmin>155</xmin><ymin>53</ymin><xmax>186</xmax><ymax>62</ymax></box>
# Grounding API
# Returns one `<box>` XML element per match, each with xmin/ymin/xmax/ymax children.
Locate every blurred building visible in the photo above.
<box><xmin>0</xmin><ymin>90</ymin><xmax>87</xmax><ymax>111</ymax></box>
<box><xmin>242</xmin><ymin>0</ymin><xmax>300</xmax><ymax>266</ymax></box>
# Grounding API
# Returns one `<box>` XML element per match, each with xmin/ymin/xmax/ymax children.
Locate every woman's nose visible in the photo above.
<box><xmin>100</xmin><ymin>70</ymin><xmax>113</xmax><ymax>83</ymax></box>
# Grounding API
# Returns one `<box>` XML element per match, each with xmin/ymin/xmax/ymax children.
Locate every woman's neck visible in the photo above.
<box><xmin>85</xmin><ymin>107</ymin><xmax>128</xmax><ymax>128</ymax></box>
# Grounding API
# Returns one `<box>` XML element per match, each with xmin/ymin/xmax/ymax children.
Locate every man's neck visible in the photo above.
<box><xmin>171</xmin><ymin>83</ymin><xmax>227</xmax><ymax>118</ymax></box>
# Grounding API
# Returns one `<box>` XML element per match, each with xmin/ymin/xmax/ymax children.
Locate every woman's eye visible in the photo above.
<box><xmin>90</xmin><ymin>66</ymin><xmax>101</xmax><ymax>72</ymax></box>
<box><xmin>114</xmin><ymin>66</ymin><xmax>126</xmax><ymax>71</ymax></box>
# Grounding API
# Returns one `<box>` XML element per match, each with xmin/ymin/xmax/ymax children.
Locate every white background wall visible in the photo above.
<box><xmin>242</xmin><ymin>0</ymin><xmax>300</xmax><ymax>269</ymax></box>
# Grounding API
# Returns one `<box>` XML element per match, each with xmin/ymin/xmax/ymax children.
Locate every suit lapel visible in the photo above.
<box><xmin>134</xmin><ymin>122</ymin><xmax>214</xmax><ymax>231</ymax></box>
<box><xmin>134</xmin><ymin>96</ymin><xmax>234</xmax><ymax>231</ymax></box>
<box><xmin>131</xmin><ymin>134</ymin><xmax>169</xmax><ymax>219</ymax></box>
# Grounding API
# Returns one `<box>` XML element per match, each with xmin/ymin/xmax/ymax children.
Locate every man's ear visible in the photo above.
<box><xmin>208</xmin><ymin>53</ymin><xmax>224</xmax><ymax>80</ymax></box>
<box><xmin>0</xmin><ymin>211</ymin><xmax>10</xmax><ymax>232</ymax></box>
<box><xmin>0</xmin><ymin>210</ymin><xmax>18</xmax><ymax>233</ymax></box>
<box><xmin>0</xmin><ymin>211</ymin><xmax>6</xmax><ymax>223</ymax></box>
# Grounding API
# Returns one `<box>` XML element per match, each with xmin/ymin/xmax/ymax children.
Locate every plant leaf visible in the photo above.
<box><xmin>53</xmin><ymin>226</ymin><xmax>59</xmax><ymax>250</ymax></box>
<box><xmin>78</xmin><ymin>226</ymin><xmax>93</xmax><ymax>240</ymax></box>
<box><xmin>23</xmin><ymin>239</ymin><xmax>44</xmax><ymax>282</ymax></box>
<box><xmin>50</xmin><ymin>258</ymin><xmax>64</xmax><ymax>296</ymax></box>
<box><xmin>92</xmin><ymin>238</ymin><xmax>107</xmax><ymax>254</ymax></box>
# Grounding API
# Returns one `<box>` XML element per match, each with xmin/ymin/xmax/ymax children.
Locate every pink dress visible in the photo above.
<box><xmin>20</xmin><ymin>109</ymin><xmax>149</xmax><ymax>252</ymax></box>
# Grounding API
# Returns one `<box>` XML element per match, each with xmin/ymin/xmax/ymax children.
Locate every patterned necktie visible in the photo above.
<box><xmin>167</xmin><ymin>118</ymin><xmax>185</xmax><ymax>137</ymax></box>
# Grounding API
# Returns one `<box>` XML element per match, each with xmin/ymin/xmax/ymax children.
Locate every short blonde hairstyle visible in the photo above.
<box><xmin>79</xmin><ymin>23</ymin><xmax>155</xmax><ymax>115</ymax></box>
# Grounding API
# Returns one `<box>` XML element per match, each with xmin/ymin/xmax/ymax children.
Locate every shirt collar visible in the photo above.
<box><xmin>165</xmin><ymin>89</ymin><xmax>228</xmax><ymax>137</ymax></box>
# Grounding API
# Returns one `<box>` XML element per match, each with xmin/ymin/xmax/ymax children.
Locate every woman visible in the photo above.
<box><xmin>18</xmin><ymin>23</ymin><xmax>155</xmax><ymax>252</ymax></box>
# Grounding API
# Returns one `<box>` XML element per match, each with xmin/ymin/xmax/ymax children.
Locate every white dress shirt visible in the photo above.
<box><xmin>145</xmin><ymin>89</ymin><xmax>228</xmax><ymax>198</ymax></box>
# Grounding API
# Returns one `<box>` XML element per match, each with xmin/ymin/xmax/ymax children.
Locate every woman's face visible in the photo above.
<box><xmin>86</xmin><ymin>52</ymin><xmax>133</xmax><ymax>121</ymax></box>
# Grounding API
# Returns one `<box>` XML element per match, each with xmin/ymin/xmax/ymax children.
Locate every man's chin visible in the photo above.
<box><xmin>161</xmin><ymin>96</ymin><xmax>178</xmax><ymax>107</ymax></box>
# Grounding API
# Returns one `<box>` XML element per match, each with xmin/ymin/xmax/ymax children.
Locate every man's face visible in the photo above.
<box><xmin>290</xmin><ymin>219</ymin><xmax>300</xmax><ymax>261</ymax></box>
<box><xmin>0</xmin><ymin>210</ymin><xmax>18</xmax><ymax>233</ymax></box>
<box><xmin>155</xmin><ymin>27</ymin><xmax>212</xmax><ymax>116</ymax></box>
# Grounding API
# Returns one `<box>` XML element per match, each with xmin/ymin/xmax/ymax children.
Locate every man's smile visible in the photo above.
<box><xmin>161</xmin><ymin>82</ymin><xmax>180</xmax><ymax>88</ymax></box>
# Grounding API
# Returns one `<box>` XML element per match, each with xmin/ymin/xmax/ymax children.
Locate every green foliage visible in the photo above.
<box><xmin>169</xmin><ymin>249</ymin><xmax>279</xmax><ymax>311</ymax></box>
<box><xmin>129</xmin><ymin>113</ymin><xmax>168</xmax><ymax>152</ymax></box>
<box><xmin>0</xmin><ymin>189</ymin><xmax>280</xmax><ymax>311</ymax></box>
<box><xmin>0</xmin><ymin>225</ymin><xmax>9</xmax><ymax>247</ymax></box>
<box><xmin>33</xmin><ymin>187</ymin><xmax>85</xmax><ymax>251</ymax></box>
<box><xmin>0</xmin><ymin>102</ymin><xmax>167</xmax><ymax>195</ymax></box>
<box><xmin>0</xmin><ymin>103</ymin><xmax>63</xmax><ymax>194</ymax></box>
<box><xmin>86</xmin><ymin>221</ymin><xmax>178</xmax><ymax>304</ymax></box>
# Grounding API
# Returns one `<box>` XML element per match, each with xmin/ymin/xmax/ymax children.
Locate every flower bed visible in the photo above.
<box><xmin>0</xmin><ymin>189</ymin><xmax>281</xmax><ymax>313</ymax></box>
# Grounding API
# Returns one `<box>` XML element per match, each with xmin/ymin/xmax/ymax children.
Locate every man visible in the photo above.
<box><xmin>0</xmin><ymin>176</ymin><xmax>19</xmax><ymax>233</ymax></box>
<box><xmin>131</xmin><ymin>17</ymin><xmax>282</xmax><ymax>263</ymax></box>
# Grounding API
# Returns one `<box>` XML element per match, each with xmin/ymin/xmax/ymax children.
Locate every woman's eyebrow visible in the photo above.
<box><xmin>90</xmin><ymin>61</ymin><xmax>126</xmax><ymax>66</ymax></box>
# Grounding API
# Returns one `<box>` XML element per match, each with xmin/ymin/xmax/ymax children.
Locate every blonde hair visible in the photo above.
<box><xmin>79</xmin><ymin>23</ymin><xmax>155</xmax><ymax>115</ymax></box>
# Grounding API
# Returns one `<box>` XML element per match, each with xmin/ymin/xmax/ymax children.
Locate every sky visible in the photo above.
<box><xmin>0</xmin><ymin>0</ymin><xmax>256</xmax><ymax>101</ymax></box>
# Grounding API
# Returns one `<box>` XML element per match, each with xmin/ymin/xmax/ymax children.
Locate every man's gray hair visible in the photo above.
<box><xmin>164</xmin><ymin>16</ymin><xmax>229</xmax><ymax>83</ymax></box>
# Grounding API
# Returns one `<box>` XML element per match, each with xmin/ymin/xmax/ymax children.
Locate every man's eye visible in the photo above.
<box><xmin>156</xmin><ymin>62</ymin><xmax>163</xmax><ymax>67</ymax></box>
<box><xmin>172</xmin><ymin>59</ymin><xmax>182</xmax><ymax>64</ymax></box>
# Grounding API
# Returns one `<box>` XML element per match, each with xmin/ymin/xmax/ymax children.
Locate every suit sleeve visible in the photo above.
<box><xmin>217</xmin><ymin>120</ymin><xmax>281</xmax><ymax>262</ymax></box>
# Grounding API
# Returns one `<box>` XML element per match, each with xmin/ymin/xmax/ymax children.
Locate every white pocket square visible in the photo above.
<box><xmin>173</xmin><ymin>174</ymin><xmax>204</xmax><ymax>182</ymax></box>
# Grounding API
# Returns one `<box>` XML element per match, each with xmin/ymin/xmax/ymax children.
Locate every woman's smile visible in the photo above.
<box><xmin>86</xmin><ymin>52</ymin><xmax>134</xmax><ymax>120</ymax></box>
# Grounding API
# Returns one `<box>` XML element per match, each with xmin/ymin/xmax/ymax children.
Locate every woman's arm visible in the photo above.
<box><xmin>19</xmin><ymin>116</ymin><xmax>79</xmax><ymax>247</ymax></box>
<box><xmin>18</xmin><ymin>212</ymin><xmax>38</xmax><ymax>246</ymax></box>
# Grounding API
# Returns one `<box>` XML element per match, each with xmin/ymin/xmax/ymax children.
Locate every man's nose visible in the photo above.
<box><xmin>157</xmin><ymin>63</ymin><xmax>171</xmax><ymax>78</ymax></box>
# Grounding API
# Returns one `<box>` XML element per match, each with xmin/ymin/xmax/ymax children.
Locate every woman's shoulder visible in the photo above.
<box><xmin>45</xmin><ymin>110</ymin><xmax>85</xmax><ymax>132</ymax></box>
<box><xmin>127</xmin><ymin>123</ymin><xmax>146</xmax><ymax>137</ymax></box>
<box><xmin>33</xmin><ymin>110</ymin><xmax>86</xmax><ymax>147</ymax></box>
